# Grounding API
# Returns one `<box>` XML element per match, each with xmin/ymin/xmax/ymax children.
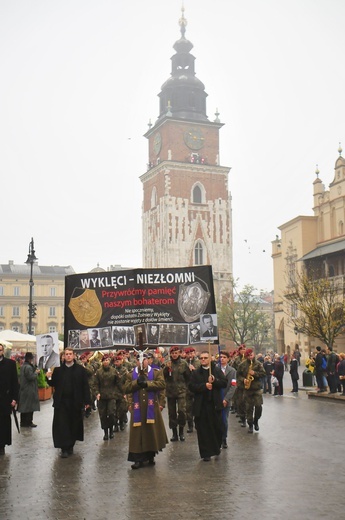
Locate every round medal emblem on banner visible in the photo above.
<box><xmin>178</xmin><ymin>281</ymin><xmax>210</xmax><ymax>323</ymax></box>
<box><xmin>68</xmin><ymin>288</ymin><xmax>102</xmax><ymax>327</ymax></box>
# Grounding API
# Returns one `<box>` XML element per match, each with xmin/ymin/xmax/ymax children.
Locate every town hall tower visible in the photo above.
<box><xmin>140</xmin><ymin>8</ymin><xmax>233</xmax><ymax>302</ymax></box>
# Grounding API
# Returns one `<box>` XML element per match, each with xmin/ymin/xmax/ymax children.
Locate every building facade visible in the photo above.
<box><xmin>140</xmin><ymin>8</ymin><xmax>233</xmax><ymax>305</ymax></box>
<box><xmin>0</xmin><ymin>260</ymin><xmax>75</xmax><ymax>336</ymax></box>
<box><xmin>273</xmin><ymin>148</ymin><xmax>345</xmax><ymax>358</ymax></box>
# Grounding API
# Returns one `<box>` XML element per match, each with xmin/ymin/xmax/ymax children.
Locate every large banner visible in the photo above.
<box><xmin>64</xmin><ymin>266</ymin><xmax>218</xmax><ymax>350</ymax></box>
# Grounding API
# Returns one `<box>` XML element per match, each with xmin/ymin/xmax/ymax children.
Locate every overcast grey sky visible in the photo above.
<box><xmin>1</xmin><ymin>0</ymin><xmax>344</xmax><ymax>292</ymax></box>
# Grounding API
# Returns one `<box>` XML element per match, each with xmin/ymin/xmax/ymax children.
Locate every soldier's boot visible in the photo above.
<box><xmin>103</xmin><ymin>428</ymin><xmax>109</xmax><ymax>440</ymax></box>
<box><xmin>119</xmin><ymin>421</ymin><xmax>125</xmax><ymax>431</ymax></box>
<box><xmin>240</xmin><ymin>417</ymin><xmax>246</xmax><ymax>427</ymax></box>
<box><xmin>179</xmin><ymin>426</ymin><xmax>185</xmax><ymax>441</ymax></box>
<box><xmin>114</xmin><ymin>422</ymin><xmax>119</xmax><ymax>433</ymax></box>
<box><xmin>109</xmin><ymin>426</ymin><xmax>114</xmax><ymax>439</ymax></box>
<box><xmin>248</xmin><ymin>423</ymin><xmax>254</xmax><ymax>434</ymax></box>
<box><xmin>170</xmin><ymin>428</ymin><xmax>178</xmax><ymax>441</ymax></box>
<box><xmin>187</xmin><ymin>421</ymin><xmax>193</xmax><ymax>433</ymax></box>
<box><xmin>253</xmin><ymin>419</ymin><xmax>259</xmax><ymax>431</ymax></box>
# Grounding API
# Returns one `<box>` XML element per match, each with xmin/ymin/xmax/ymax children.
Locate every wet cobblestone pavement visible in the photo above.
<box><xmin>1</xmin><ymin>372</ymin><xmax>345</xmax><ymax>520</ymax></box>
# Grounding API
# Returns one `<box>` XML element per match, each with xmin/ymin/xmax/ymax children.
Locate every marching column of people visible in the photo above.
<box><xmin>10</xmin><ymin>341</ymin><xmax>345</xmax><ymax>467</ymax></box>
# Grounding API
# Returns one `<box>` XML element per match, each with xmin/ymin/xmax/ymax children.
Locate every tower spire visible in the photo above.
<box><xmin>157</xmin><ymin>5</ymin><xmax>208</xmax><ymax>122</ymax></box>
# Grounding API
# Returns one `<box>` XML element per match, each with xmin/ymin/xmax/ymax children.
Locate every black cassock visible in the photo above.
<box><xmin>189</xmin><ymin>364</ymin><xmax>227</xmax><ymax>459</ymax></box>
<box><xmin>0</xmin><ymin>357</ymin><xmax>19</xmax><ymax>448</ymax></box>
<box><xmin>48</xmin><ymin>362</ymin><xmax>91</xmax><ymax>449</ymax></box>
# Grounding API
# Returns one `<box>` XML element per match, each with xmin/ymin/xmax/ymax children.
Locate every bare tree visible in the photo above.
<box><xmin>218</xmin><ymin>284</ymin><xmax>272</xmax><ymax>348</ymax></box>
<box><xmin>284</xmin><ymin>271</ymin><xmax>345</xmax><ymax>348</ymax></box>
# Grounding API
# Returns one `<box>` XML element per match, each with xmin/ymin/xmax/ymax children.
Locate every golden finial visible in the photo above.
<box><xmin>179</xmin><ymin>2</ymin><xmax>187</xmax><ymax>37</ymax></box>
<box><xmin>315</xmin><ymin>164</ymin><xmax>319</xmax><ymax>178</ymax></box>
<box><xmin>338</xmin><ymin>142</ymin><xmax>342</xmax><ymax>156</ymax></box>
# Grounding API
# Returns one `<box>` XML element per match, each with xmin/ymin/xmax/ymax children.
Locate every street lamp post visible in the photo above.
<box><xmin>25</xmin><ymin>238</ymin><xmax>38</xmax><ymax>335</ymax></box>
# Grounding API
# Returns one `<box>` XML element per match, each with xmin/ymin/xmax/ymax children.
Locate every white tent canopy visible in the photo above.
<box><xmin>0</xmin><ymin>339</ymin><xmax>13</xmax><ymax>348</ymax></box>
<box><xmin>0</xmin><ymin>330</ymin><xmax>64</xmax><ymax>352</ymax></box>
<box><xmin>0</xmin><ymin>329</ymin><xmax>36</xmax><ymax>343</ymax></box>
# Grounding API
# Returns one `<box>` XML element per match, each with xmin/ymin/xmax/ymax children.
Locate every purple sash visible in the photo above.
<box><xmin>132</xmin><ymin>367</ymin><xmax>155</xmax><ymax>427</ymax></box>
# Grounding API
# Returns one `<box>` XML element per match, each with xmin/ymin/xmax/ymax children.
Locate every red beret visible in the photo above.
<box><xmin>170</xmin><ymin>346</ymin><xmax>180</xmax><ymax>353</ymax></box>
<box><xmin>244</xmin><ymin>348</ymin><xmax>253</xmax><ymax>358</ymax></box>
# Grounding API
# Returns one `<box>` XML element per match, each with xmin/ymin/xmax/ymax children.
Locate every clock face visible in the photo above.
<box><xmin>184</xmin><ymin>127</ymin><xmax>205</xmax><ymax>150</ymax></box>
<box><xmin>153</xmin><ymin>132</ymin><xmax>162</xmax><ymax>155</ymax></box>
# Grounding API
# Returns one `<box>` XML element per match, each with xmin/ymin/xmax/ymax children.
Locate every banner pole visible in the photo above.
<box><xmin>208</xmin><ymin>341</ymin><xmax>212</xmax><ymax>378</ymax></box>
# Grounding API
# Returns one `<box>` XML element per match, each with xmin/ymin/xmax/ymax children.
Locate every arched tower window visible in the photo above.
<box><xmin>194</xmin><ymin>241</ymin><xmax>204</xmax><ymax>265</ymax></box>
<box><xmin>151</xmin><ymin>187</ymin><xmax>157</xmax><ymax>208</ymax></box>
<box><xmin>339</xmin><ymin>220</ymin><xmax>344</xmax><ymax>235</ymax></box>
<box><xmin>191</xmin><ymin>182</ymin><xmax>205</xmax><ymax>204</ymax></box>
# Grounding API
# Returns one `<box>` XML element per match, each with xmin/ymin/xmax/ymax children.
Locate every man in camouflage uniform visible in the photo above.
<box><xmin>80</xmin><ymin>351</ymin><xmax>100</xmax><ymax>411</ymax></box>
<box><xmin>121</xmin><ymin>350</ymin><xmax>137</xmax><ymax>371</ymax></box>
<box><xmin>184</xmin><ymin>347</ymin><xmax>200</xmax><ymax>433</ymax></box>
<box><xmin>237</xmin><ymin>348</ymin><xmax>266</xmax><ymax>433</ymax></box>
<box><xmin>113</xmin><ymin>354</ymin><xmax>129</xmax><ymax>431</ymax></box>
<box><xmin>94</xmin><ymin>354</ymin><xmax>119</xmax><ymax>440</ymax></box>
<box><xmin>163</xmin><ymin>346</ymin><xmax>190</xmax><ymax>441</ymax></box>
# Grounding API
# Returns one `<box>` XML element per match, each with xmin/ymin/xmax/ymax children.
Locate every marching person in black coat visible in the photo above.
<box><xmin>272</xmin><ymin>354</ymin><xmax>284</xmax><ymax>396</ymax></box>
<box><xmin>0</xmin><ymin>343</ymin><xmax>19</xmax><ymax>455</ymax></box>
<box><xmin>314</xmin><ymin>346</ymin><xmax>328</xmax><ymax>392</ymax></box>
<box><xmin>189</xmin><ymin>350</ymin><xmax>227</xmax><ymax>462</ymax></box>
<box><xmin>289</xmin><ymin>354</ymin><xmax>299</xmax><ymax>393</ymax></box>
<box><xmin>46</xmin><ymin>347</ymin><xmax>91</xmax><ymax>458</ymax></box>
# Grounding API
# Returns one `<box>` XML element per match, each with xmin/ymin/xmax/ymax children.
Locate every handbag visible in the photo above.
<box><xmin>271</xmin><ymin>376</ymin><xmax>279</xmax><ymax>387</ymax></box>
